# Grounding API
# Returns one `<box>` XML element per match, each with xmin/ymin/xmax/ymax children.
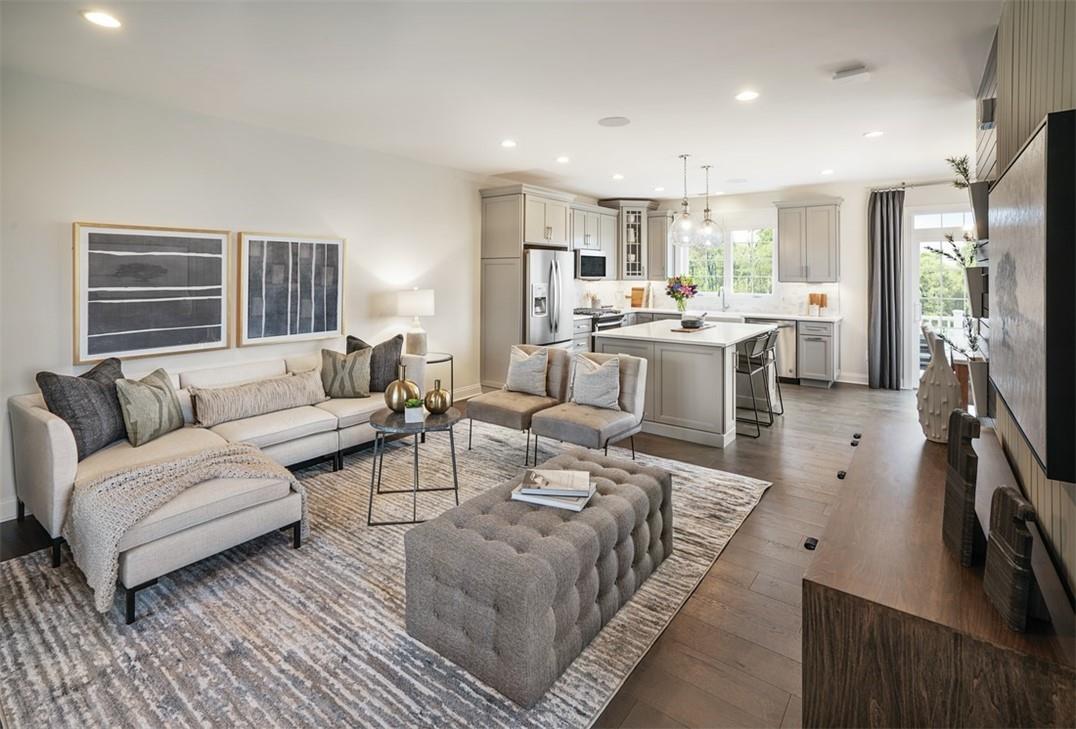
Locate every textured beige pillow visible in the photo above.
<box><xmin>321</xmin><ymin>348</ymin><xmax>372</xmax><ymax>398</ymax></box>
<box><xmin>190</xmin><ymin>370</ymin><xmax>327</xmax><ymax>427</ymax></box>
<box><xmin>504</xmin><ymin>346</ymin><xmax>548</xmax><ymax>396</ymax></box>
<box><xmin>570</xmin><ymin>355</ymin><xmax>621</xmax><ymax>410</ymax></box>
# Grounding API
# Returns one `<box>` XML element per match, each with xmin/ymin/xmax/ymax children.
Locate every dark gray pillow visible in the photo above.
<box><xmin>37</xmin><ymin>358</ymin><xmax>126</xmax><ymax>460</ymax></box>
<box><xmin>347</xmin><ymin>334</ymin><xmax>403</xmax><ymax>392</ymax></box>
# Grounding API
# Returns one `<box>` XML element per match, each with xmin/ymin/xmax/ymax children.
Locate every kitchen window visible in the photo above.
<box><xmin>674</xmin><ymin>224</ymin><xmax>775</xmax><ymax>296</ymax></box>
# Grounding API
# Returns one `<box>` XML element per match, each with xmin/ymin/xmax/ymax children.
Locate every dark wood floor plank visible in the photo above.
<box><xmin>620</xmin><ymin>699</ymin><xmax>687</xmax><ymax>729</ymax></box>
<box><xmin>781</xmin><ymin>695</ymin><xmax>803</xmax><ymax>729</ymax></box>
<box><xmin>751</xmin><ymin>572</ymin><xmax>802</xmax><ymax>608</ymax></box>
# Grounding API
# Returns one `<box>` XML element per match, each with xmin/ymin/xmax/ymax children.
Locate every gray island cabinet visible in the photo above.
<box><xmin>594</xmin><ymin>320</ymin><xmax>776</xmax><ymax>448</ymax></box>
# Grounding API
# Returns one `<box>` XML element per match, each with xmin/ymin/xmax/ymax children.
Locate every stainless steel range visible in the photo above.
<box><xmin>573</xmin><ymin>307</ymin><xmax>625</xmax><ymax>341</ymax></box>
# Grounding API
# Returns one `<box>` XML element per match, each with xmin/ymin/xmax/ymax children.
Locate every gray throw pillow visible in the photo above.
<box><xmin>190</xmin><ymin>370</ymin><xmax>327</xmax><ymax>427</ymax></box>
<box><xmin>347</xmin><ymin>334</ymin><xmax>403</xmax><ymax>392</ymax></box>
<box><xmin>115</xmin><ymin>368</ymin><xmax>184</xmax><ymax>447</ymax></box>
<box><xmin>570</xmin><ymin>355</ymin><xmax>621</xmax><ymax>410</ymax></box>
<box><xmin>36</xmin><ymin>358</ymin><xmax>126</xmax><ymax>460</ymax></box>
<box><xmin>321</xmin><ymin>348</ymin><xmax>372</xmax><ymax>398</ymax></box>
<box><xmin>504</xmin><ymin>346</ymin><xmax>548</xmax><ymax>396</ymax></box>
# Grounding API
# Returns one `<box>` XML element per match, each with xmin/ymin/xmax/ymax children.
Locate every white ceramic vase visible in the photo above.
<box><xmin>916</xmin><ymin>327</ymin><xmax>963</xmax><ymax>443</ymax></box>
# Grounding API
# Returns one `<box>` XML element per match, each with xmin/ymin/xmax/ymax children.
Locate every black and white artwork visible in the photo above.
<box><xmin>238</xmin><ymin>233</ymin><xmax>344</xmax><ymax>345</ymax></box>
<box><xmin>74</xmin><ymin>223</ymin><xmax>229</xmax><ymax>363</ymax></box>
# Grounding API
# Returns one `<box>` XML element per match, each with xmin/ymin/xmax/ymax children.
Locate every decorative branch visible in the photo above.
<box><xmin>946</xmin><ymin>155</ymin><xmax>972</xmax><ymax>189</ymax></box>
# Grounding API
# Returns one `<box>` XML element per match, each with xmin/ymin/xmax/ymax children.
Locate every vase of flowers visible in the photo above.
<box><xmin>666</xmin><ymin>275</ymin><xmax>698</xmax><ymax>313</ymax></box>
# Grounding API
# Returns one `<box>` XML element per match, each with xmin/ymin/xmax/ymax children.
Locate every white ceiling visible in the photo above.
<box><xmin>2</xmin><ymin>1</ymin><xmax>1001</xmax><ymax>198</ymax></box>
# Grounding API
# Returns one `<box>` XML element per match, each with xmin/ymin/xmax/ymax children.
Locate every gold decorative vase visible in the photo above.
<box><xmin>384</xmin><ymin>363</ymin><xmax>421</xmax><ymax>413</ymax></box>
<box><xmin>424</xmin><ymin>379</ymin><xmax>451</xmax><ymax>414</ymax></box>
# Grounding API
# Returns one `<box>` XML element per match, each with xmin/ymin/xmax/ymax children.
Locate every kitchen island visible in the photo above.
<box><xmin>594</xmin><ymin>319</ymin><xmax>776</xmax><ymax>447</ymax></box>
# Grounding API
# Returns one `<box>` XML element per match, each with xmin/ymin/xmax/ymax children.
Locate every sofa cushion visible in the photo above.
<box><xmin>210</xmin><ymin>406</ymin><xmax>337</xmax><ymax>449</ymax></box>
<box><xmin>117</xmin><ymin>477</ymin><xmax>291</xmax><ymax>552</ymax></box>
<box><xmin>116</xmin><ymin>368</ymin><xmax>184</xmax><ymax>446</ymax></box>
<box><xmin>315</xmin><ymin>396</ymin><xmax>384</xmax><ymax>429</ymax></box>
<box><xmin>466</xmin><ymin>389</ymin><xmax>558</xmax><ymax>430</ymax></box>
<box><xmin>75</xmin><ymin>426</ymin><xmax>228</xmax><ymax>487</ymax></box>
<box><xmin>321</xmin><ymin>348</ymin><xmax>372</xmax><ymax>398</ymax></box>
<box><xmin>190</xmin><ymin>370</ymin><xmax>327</xmax><ymax>427</ymax></box>
<box><xmin>36</xmin><ymin>358</ymin><xmax>126</xmax><ymax>460</ymax></box>
<box><xmin>347</xmin><ymin>334</ymin><xmax>404</xmax><ymax>392</ymax></box>
<box><xmin>531</xmin><ymin>403</ymin><xmax>637</xmax><ymax>449</ymax></box>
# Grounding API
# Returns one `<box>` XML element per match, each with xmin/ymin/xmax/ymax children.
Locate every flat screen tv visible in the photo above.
<box><xmin>988</xmin><ymin>109</ymin><xmax>1075</xmax><ymax>482</ymax></box>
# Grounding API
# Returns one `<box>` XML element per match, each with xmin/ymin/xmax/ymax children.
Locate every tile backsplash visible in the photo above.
<box><xmin>576</xmin><ymin>280</ymin><xmax>841</xmax><ymax>317</ymax></box>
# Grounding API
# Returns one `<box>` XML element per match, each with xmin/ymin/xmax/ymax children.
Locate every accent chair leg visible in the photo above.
<box><xmin>124</xmin><ymin>578</ymin><xmax>159</xmax><ymax>625</ymax></box>
<box><xmin>332</xmin><ymin>451</ymin><xmax>342</xmax><ymax>472</ymax></box>
<box><xmin>291</xmin><ymin>521</ymin><xmax>302</xmax><ymax>549</ymax></box>
<box><xmin>51</xmin><ymin>537</ymin><xmax>63</xmax><ymax>568</ymax></box>
<box><xmin>631</xmin><ymin>436</ymin><xmax>636</xmax><ymax>460</ymax></box>
<box><xmin>16</xmin><ymin>499</ymin><xmax>25</xmax><ymax>522</ymax></box>
<box><xmin>604</xmin><ymin>441</ymin><xmax>609</xmax><ymax>456</ymax></box>
<box><xmin>468</xmin><ymin>418</ymin><xmax>473</xmax><ymax>450</ymax></box>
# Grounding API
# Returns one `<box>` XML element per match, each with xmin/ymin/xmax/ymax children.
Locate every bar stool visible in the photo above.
<box><xmin>762</xmin><ymin>329</ymin><xmax>785</xmax><ymax>416</ymax></box>
<box><xmin>736</xmin><ymin>331</ymin><xmax>777</xmax><ymax>438</ymax></box>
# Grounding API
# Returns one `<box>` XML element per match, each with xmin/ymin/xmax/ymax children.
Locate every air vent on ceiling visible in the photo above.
<box><xmin>832</xmin><ymin>65</ymin><xmax>871</xmax><ymax>84</ymax></box>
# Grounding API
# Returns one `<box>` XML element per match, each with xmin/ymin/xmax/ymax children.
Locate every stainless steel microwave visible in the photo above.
<box><xmin>575</xmin><ymin>250</ymin><xmax>607</xmax><ymax>280</ymax></box>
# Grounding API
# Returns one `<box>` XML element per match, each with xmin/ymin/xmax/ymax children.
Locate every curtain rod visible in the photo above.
<box><xmin>870</xmin><ymin>179</ymin><xmax>952</xmax><ymax>192</ymax></box>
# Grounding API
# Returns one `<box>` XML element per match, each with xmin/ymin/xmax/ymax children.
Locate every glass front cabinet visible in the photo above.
<box><xmin>598</xmin><ymin>199</ymin><xmax>659</xmax><ymax>280</ymax></box>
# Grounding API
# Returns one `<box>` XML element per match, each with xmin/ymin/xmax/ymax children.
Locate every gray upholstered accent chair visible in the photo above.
<box><xmin>465</xmin><ymin>345</ymin><xmax>571</xmax><ymax>462</ymax></box>
<box><xmin>530</xmin><ymin>351</ymin><xmax>647</xmax><ymax>461</ymax></box>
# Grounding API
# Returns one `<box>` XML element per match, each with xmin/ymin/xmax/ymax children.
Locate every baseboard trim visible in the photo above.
<box><xmin>1</xmin><ymin>497</ymin><xmax>19</xmax><ymax>523</ymax></box>
<box><xmin>837</xmin><ymin>373</ymin><xmax>869</xmax><ymax>386</ymax></box>
<box><xmin>453</xmin><ymin>384</ymin><xmax>483</xmax><ymax>402</ymax></box>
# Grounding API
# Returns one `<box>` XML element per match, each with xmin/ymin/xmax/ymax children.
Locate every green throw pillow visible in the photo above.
<box><xmin>322</xmin><ymin>348</ymin><xmax>372</xmax><ymax>398</ymax></box>
<box><xmin>115</xmin><ymin>369</ymin><xmax>184</xmax><ymax>447</ymax></box>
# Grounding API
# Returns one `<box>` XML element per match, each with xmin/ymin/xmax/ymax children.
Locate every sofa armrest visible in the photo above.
<box><xmin>8</xmin><ymin>395</ymin><xmax>78</xmax><ymax>537</ymax></box>
<box><xmin>401</xmin><ymin>353</ymin><xmax>427</xmax><ymax>392</ymax></box>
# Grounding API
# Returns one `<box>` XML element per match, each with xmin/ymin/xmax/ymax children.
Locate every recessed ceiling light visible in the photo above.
<box><xmin>821</xmin><ymin>169</ymin><xmax>835</xmax><ymax>176</ymax></box>
<box><xmin>81</xmin><ymin>10</ymin><xmax>122</xmax><ymax>28</ymax></box>
<box><xmin>735</xmin><ymin>90</ymin><xmax>760</xmax><ymax>102</ymax></box>
<box><xmin>598</xmin><ymin>116</ymin><xmax>631</xmax><ymax>127</ymax></box>
<box><xmin>612</xmin><ymin>173</ymin><xmax>624</xmax><ymax>181</ymax></box>
<box><xmin>500</xmin><ymin>139</ymin><xmax>517</xmax><ymax>148</ymax></box>
<box><xmin>863</xmin><ymin>130</ymin><xmax>884</xmax><ymax>138</ymax></box>
<box><xmin>556</xmin><ymin>155</ymin><xmax>570</xmax><ymax>164</ymax></box>
<box><xmin>653</xmin><ymin>186</ymin><xmax>665</xmax><ymax>192</ymax></box>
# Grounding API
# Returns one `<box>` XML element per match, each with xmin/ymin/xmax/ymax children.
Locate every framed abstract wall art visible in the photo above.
<box><xmin>73</xmin><ymin>223</ymin><xmax>230</xmax><ymax>364</ymax></box>
<box><xmin>238</xmin><ymin>232</ymin><xmax>345</xmax><ymax>346</ymax></box>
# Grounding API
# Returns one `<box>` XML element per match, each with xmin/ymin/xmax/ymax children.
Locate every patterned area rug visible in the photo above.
<box><xmin>0</xmin><ymin>421</ymin><xmax>770</xmax><ymax>728</ymax></box>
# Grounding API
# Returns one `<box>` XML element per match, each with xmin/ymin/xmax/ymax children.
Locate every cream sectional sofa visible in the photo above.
<box><xmin>8</xmin><ymin>351</ymin><xmax>425</xmax><ymax>622</ymax></box>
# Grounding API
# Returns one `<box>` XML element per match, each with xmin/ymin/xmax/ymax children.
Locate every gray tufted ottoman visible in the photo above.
<box><xmin>404</xmin><ymin>449</ymin><xmax>673</xmax><ymax>707</ymax></box>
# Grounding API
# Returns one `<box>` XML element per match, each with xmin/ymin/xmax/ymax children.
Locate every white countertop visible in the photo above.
<box><xmin>594</xmin><ymin>319</ymin><xmax>777</xmax><ymax>348</ymax></box>
<box><xmin>625</xmin><ymin>307</ymin><xmax>843</xmax><ymax>323</ymax></box>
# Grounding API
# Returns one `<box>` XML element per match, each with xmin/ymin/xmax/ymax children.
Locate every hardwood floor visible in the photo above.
<box><xmin>594</xmin><ymin>381</ymin><xmax>911</xmax><ymax>729</ymax></box>
<box><xmin>0</xmin><ymin>381</ymin><xmax>913</xmax><ymax>728</ymax></box>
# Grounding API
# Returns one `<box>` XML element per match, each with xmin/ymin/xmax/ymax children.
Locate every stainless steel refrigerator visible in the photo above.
<box><xmin>524</xmin><ymin>249</ymin><xmax>575</xmax><ymax>346</ymax></box>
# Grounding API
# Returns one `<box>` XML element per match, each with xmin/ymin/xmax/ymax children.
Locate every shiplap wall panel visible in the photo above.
<box><xmin>975</xmin><ymin>33</ymin><xmax>998</xmax><ymax>181</ymax></box>
<box><xmin>996</xmin><ymin>400</ymin><xmax>1076</xmax><ymax>596</ymax></box>
<box><xmin>996</xmin><ymin>0</ymin><xmax>1076</xmax><ymax>170</ymax></box>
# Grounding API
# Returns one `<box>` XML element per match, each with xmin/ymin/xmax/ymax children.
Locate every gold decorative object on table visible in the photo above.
<box><xmin>423</xmin><ymin>379</ymin><xmax>451</xmax><ymax>414</ymax></box>
<box><xmin>384</xmin><ymin>363</ymin><xmax>421</xmax><ymax>413</ymax></box>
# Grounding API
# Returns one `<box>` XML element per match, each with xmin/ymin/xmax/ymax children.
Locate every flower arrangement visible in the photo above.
<box><xmin>665</xmin><ymin>276</ymin><xmax>698</xmax><ymax>312</ymax></box>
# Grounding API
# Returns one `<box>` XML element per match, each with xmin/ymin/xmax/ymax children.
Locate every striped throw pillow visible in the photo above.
<box><xmin>321</xmin><ymin>348</ymin><xmax>372</xmax><ymax>399</ymax></box>
<box><xmin>115</xmin><ymin>369</ymin><xmax>184</xmax><ymax>446</ymax></box>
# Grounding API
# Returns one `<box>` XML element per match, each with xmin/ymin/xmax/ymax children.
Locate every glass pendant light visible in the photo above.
<box><xmin>695</xmin><ymin>164</ymin><xmax>720</xmax><ymax>247</ymax></box>
<box><xmin>669</xmin><ymin>154</ymin><xmax>695</xmax><ymax>246</ymax></box>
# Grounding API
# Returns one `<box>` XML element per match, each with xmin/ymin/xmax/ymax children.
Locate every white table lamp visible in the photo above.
<box><xmin>397</xmin><ymin>287</ymin><xmax>435</xmax><ymax>355</ymax></box>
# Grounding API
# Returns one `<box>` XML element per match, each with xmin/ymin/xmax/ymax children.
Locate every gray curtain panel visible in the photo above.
<box><xmin>868</xmin><ymin>189</ymin><xmax>905</xmax><ymax>390</ymax></box>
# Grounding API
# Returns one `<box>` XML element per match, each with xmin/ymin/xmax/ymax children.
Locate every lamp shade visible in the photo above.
<box><xmin>397</xmin><ymin>288</ymin><xmax>435</xmax><ymax>317</ymax></box>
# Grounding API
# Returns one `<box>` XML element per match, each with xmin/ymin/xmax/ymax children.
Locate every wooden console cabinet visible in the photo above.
<box><xmin>803</xmin><ymin>410</ymin><xmax>1074</xmax><ymax>727</ymax></box>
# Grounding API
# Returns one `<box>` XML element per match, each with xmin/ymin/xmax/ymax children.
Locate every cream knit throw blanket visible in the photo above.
<box><xmin>62</xmin><ymin>443</ymin><xmax>307</xmax><ymax>613</ymax></box>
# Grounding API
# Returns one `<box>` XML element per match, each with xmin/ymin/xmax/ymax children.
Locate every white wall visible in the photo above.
<box><xmin>0</xmin><ymin>69</ymin><xmax>488</xmax><ymax>520</ymax></box>
<box><xmin>581</xmin><ymin>181</ymin><xmax>969</xmax><ymax>387</ymax></box>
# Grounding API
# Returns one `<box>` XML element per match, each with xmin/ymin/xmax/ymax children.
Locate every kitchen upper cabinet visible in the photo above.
<box><xmin>647</xmin><ymin>211</ymin><xmax>672</xmax><ymax>281</ymax></box>
<box><xmin>571</xmin><ymin>208</ymin><xmax>587</xmax><ymax>250</ymax></box>
<box><xmin>599</xmin><ymin>213</ymin><xmax>617</xmax><ymax>276</ymax></box>
<box><xmin>598</xmin><ymin>199</ymin><xmax>658</xmax><ymax>280</ymax></box>
<box><xmin>524</xmin><ymin>195</ymin><xmax>570</xmax><ymax>247</ymax></box>
<box><xmin>776</xmin><ymin>201</ymin><xmax>840</xmax><ymax>282</ymax></box>
<box><xmin>571</xmin><ymin>208</ymin><xmax>604</xmax><ymax>251</ymax></box>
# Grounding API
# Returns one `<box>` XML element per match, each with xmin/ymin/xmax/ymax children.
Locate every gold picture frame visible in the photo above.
<box><xmin>236</xmin><ymin>231</ymin><xmax>346</xmax><ymax>347</ymax></box>
<box><xmin>72</xmin><ymin>222</ymin><xmax>231</xmax><ymax>364</ymax></box>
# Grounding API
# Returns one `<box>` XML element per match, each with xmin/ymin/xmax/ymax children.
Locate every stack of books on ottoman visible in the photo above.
<box><xmin>511</xmin><ymin>469</ymin><xmax>595</xmax><ymax>511</ymax></box>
